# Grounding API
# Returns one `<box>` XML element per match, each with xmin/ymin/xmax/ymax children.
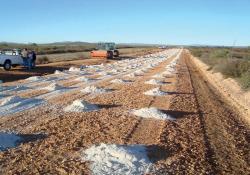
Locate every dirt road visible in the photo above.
<box><xmin>0</xmin><ymin>49</ymin><xmax>249</xmax><ymax>174</ymax></box>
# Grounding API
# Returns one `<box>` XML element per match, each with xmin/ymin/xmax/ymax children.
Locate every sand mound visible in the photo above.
<box><xmin>64</xmin><ymin>100</ymin><xmax>99</xmax><ymax>112</ymax></box>
<box><xmin>145</xmin><ymin>79</ymin><xmax>163</xmax><ymax>85</ymax></box>
<box><xmin>42</xmin><ymin>83</ymin><xmax>64</xmax><ymax>91</ymax></box>
<box><xmin>132</xmin><ymin>107</ymin><xmax>174</xmax><ymax>120</ymax></box>
<box><xmin>1</xmin><ymin>96</ymin><xmax>24</xmax><ymax>106</ymax></box>
<box><xmin>81</xmin><ymin>86</ymin><xmax>109</xmax><ymax>94</ymax></box>
<box><xmin>83</xmin><ymin>143</ymin><xmax>152</xmax><ymax>175</ymax></box>
<box><xmin>144</xmin><ymin>87</ymin><xmax>167</xmax><ymax>96</ymax></box>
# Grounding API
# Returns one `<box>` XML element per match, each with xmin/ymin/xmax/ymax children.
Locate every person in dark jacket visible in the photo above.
<box><xmin>31</xmin><ymin>51</ymin><xmax>36</xmax><ymax>68</ymax></box>
<box><xmin>27</xmin><ymin>51</ymin><xmax>33</xmax><ymax>70</ymax></box>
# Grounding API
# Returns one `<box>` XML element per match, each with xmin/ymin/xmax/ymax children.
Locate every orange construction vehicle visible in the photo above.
<box><xmin>90</xmin><ymin>42</ymin><xmax>119</xmax><ymax>59</ymax></box>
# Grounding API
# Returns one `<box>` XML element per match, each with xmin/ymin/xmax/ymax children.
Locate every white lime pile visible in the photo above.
<box><xmin>3</xmin><ymin>85</ymin><xmax>31</xmax><ymax>92</ymax></box>
<box><xmin>83</xmin><ymin>143</ymin><xmax>152</xmax><ymax>175</ymax></box>
<box><xmin>98</xmin><ymin>71</ymin><xmax>109</xmax><ymax>76</ymax></box>
<box><xmin>131</xmin><ymin>107</ymin><xmax>174</xmax><ymax>120</ymax></box>
<box><xmin>145</xmin><ymin>64</ymin><xmax>153</xmax><ymax>69</ymax></box>
<box><xmin>145</xmin><ymin>79</ymin><xmax>163</xmax><ymax>85</ymax></box>
<box><xmin>64</xmin><ymin>100</ymin><xmax>99</xmax><ymax>112</ymax></box>
<box><xmin>75</xmin><ymin>76</ymin><xmax>90</xmax><ymax>82</ymax></box>
<box><xmin>165</xmin><ymin>65</ymin><xmax>176</xmax><ymax>73</ymax></box>
<box><xmin>54</xmin><ymin>70</ymin><xmax>64</xmax><ymax>74</ymax></box>
<box><xmin>41</xmin><ymin>83</ymin><xmax>65</xmax><ymax>91</ymax></box>
<box><xmin>0</xmin><ymin>132</ymin><xmax>22</xmax><ymax>151</ymax></box>
<box><xmin>134</xmin><ymin>70</ymin><xmax>144</xmax><ymax>76</ymax></box>
<box><xmin>152</xmin><ymin>73</ymin><xmax>164</xmax><ymax>79</ymax></box>
<box><xmin>162</xmin><ymin>70</ymin><xmax>173</xmax><ymax>76</ymax></box>
<box><xmin>141</xmin><ymin>68</ymin><xmax>149</xmax><ymax>73</ymax></box>
<box><xmin>1</xmin><ymin>96</ymin><xmax>24</xmax><ymax>106</ymax></box>
<box><xmin>110</xmin><ymin>79</ymin><xmax>126</xmax><ymax>84</ymax></box>
<box><xmin>0</xmin><ymin>97</ymin><xmax>44</xmax><ymax>116</ymax></box>
<box><xmin>81</xmin><ymin>86</ymin><xmax>109</xmax><ymax>94</ymax></box>
<box><xmin>143</xmin><ymin>87</ymin><xmax>167</xmax><ymax>96</ymax></box>
<box><xmin>124</xmin><ymin>73</ymin><xmax>136</xmax><ymax>78</ymax></box>
<box><xmin>69</xmin><ymin>67</ymin><xmax>81</xmax><ymax>72</ymax></box>
<box><xmin>26</xmin><ymin>76</ymin><xmax>43</xmax><ymax>81</ymax></box>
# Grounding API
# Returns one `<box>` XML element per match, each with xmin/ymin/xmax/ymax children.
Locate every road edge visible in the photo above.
<box><xmin>188</xmin><ymin>51</ymin><xmax>250</xmax><ymax>126</ymax></box>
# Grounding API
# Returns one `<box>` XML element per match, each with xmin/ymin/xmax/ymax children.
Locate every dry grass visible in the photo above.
<box><xmin>189</xmin><ymin>47</ymin><xmax>250</xmax><ymax>89</ymax></box>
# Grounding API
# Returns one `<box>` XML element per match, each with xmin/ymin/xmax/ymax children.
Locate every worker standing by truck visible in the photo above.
<box><xmin>27</xmin><ymin>50</ymin><xmax>33</xmax><ymax>70</ymax></box>
<box><xmin>31</xmin><ymin>50</ymin><xmax>36</xmax><ymax>68</ymax></box>
<box><xmin>21</xmin><ymin>48</ymin><xmax>28</xmax><ymax>68</ymax></box>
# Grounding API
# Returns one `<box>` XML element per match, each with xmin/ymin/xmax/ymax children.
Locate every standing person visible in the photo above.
<box><xmin>21</xmin><ymin>48</ymin><xmax>28</xmax><ymax>67</ymax></box>
<box><xmin>31</xmin><ymin>50</ymin><xmax>36</xmax><ymax>68</ymax></box>
<box><xmin>27</xmin><ymin>51</ymin><xmax>33</xmax><ymax>70</ymax></box>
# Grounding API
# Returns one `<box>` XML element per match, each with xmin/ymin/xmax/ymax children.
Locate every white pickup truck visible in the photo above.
<box><xmin>0</xmin><ymin>49</ymin><xmax>24</xmax><ymax>70</ymax></box>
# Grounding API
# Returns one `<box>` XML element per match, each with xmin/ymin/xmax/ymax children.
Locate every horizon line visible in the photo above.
<box><xmin>0</xmin><ymin>41</ymin><xmax>249</xmax><ymax>47</ymax></box>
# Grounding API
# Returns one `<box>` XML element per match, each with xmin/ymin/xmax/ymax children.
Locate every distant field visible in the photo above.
<box><xmin>189</xmin><ymin>47</ymin><xmax>250</xmax><ymax>89</ymax></box>
<box><xmin>37</xmin><ymin>47</ymin><xmax>159</xmax><ymax>63</ymax></box>
<box><xmin>0</xmin><ymin>42</ymin><xmax>159</xmax><ymax>64</ymax></box>
<box><xmin>0</xmin><ymin>42</ymin><xmax>158</xmax><ymax>55</ymax></box>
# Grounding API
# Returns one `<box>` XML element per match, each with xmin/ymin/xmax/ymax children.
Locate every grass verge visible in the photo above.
<box><xmin>189</xmin><ymin>47</ymin><xmax>250</xmax><ymax>90</ymax></box>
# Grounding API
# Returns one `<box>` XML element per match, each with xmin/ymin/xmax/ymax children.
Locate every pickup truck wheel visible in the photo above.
<box><xmin>114</xmin><ymin>50</ymin><xmax>119</xmax><ymax>58</ymax></box>
<box><xmin>3</xmin><ymin>60</ymin><xmax>12</xmax><ymax>71</ymax></box>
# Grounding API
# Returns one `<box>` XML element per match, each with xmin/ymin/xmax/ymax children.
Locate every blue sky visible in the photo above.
<box><xmin>1</xmin><ymin>0</ymin><xmax>249</xmax><ymax>46</ymax></box>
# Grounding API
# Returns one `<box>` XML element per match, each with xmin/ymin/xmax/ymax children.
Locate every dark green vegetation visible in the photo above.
<box><xmin>189</xmin><ymin>47</ymin><xmax>250</xmax><ymax>89</ymax></box>
<box><xmin>0</xmin><ymin>42</ymin><xmax>94</xmax><ymax>55</ymax></box>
